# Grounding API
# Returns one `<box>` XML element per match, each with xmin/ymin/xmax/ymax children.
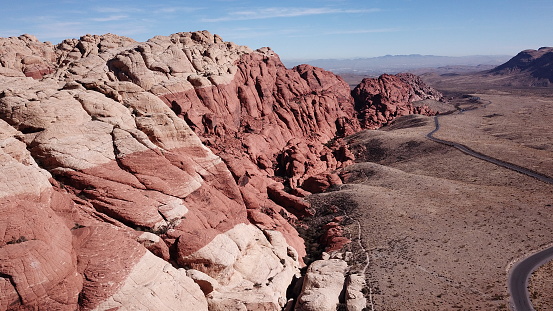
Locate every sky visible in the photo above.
<box><xmin>1</xmin><ymin>0</ymin><xmax>552</xmax><ymax>60</ymax></box>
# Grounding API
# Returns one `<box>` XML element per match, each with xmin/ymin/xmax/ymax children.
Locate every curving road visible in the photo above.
<box><xmin>509</xmin><ymin>247</ymin><xmax>553</xmax><ymax>311</ymax></box>
<box><xmin>427</xmin><ymin>116</ymin><xmax>553</xmax><ymax>184</ymax></box>
<box><xmin>426</xmin><ymin>113</ymin><xmax>553</xmax><ymax>311</ymax></box>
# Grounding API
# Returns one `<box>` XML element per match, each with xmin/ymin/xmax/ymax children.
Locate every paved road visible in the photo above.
<box><xmin>427</xmin><ymin>116</ymin><xmax>553</xmax><ymax>184</ymax></box>
<box><xmin>426</xmin><ymin>114</ymin><xmax>553</xmax><ymax>311</ymax></box>
<box><xmin>509</xmin><ymin>247</ymin><xmax>553</xmax><ymax>311</ymax></box>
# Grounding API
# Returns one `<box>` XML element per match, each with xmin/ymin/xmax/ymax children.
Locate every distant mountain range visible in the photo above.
<box><xmin>283</xmin><ymin>54</ymin><xmax>511</xmax><ymax>76</ymax></box>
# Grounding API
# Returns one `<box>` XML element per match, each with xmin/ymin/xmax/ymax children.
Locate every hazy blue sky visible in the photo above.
<box><xmin>1</xmin><ymin>0</ymin><xmax>551</xmax><ymax>59</ymax></box>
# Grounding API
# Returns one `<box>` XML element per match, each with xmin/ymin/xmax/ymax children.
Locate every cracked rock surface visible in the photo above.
<box><xmin>0</xmin><ymin>32</ymin><xmax>306</xmax><ymax>310</ymax></box>
<box><xmin>0</xmin><ymin>30</ymin><xmax>443</xmax><ymax>310</ymax></box>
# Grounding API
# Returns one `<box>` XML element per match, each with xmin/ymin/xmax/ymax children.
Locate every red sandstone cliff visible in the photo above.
<box><xmin>0</xmin><ymin>31</ymin><xmax>441</xmax><ymax>310</ymax></box>
<box><xmin>0</xmin><ymin>31</ymin><xmax>364</xmax><ymax>310</ymax></box>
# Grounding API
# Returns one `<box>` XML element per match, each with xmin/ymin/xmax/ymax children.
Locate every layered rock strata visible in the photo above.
<box><xmin>0</xmin><ymin>31</ymin><xmax>441</xmax><ymax>310</ymax></box>
<box><xmin>0</xmin><ymin>32</ymin><xmax>312</xmax><ymax>310</ymax></box>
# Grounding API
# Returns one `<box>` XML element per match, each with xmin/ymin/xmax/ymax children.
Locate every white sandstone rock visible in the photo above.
<box><xmin>294</xmin><ymin>259</ymin><xmax>348</xmax><ymax>311</ymax></box>
<box><xmin>92</xmin><ymin>251</ymin><xmax>208</xmax><ymax>311</ymax></box>
<box><xmin>346</xmin><ymin>273</ymin><xmax>368</xmax><ymax>311</ymax></box>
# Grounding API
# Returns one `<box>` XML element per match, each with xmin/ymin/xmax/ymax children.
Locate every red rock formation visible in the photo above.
<box><xmin>0</xmin><ymin>31</ymin><xmax>362</xmax><ymax>309</ymax></box>
<box><xmin>276</xmin><ymin>138</ymin><xmax>354</xmax><ymax>189</ymax></box>
<box><xmin>352</xmin><ymin>73</ymin><xmax>443</xmax><ymax>129</ymax></box>
<box><xmin>320</xmin><ymin>216</ymin><xmax>351</xmax><ymax>252</ymax></box>
<box><xmin>153</xmin><ymin>46</ymin><xmax>360</xmax><ymax>187</ymax></box>
<box><xmin>0</xmin><ymin>30</ymin><xmax>444</xmax><ymax>310</ymax></box>
<box><xmin>302</xmin><ymin>172</ymin><xmax>343</xmax><ymax>194</ymax></box>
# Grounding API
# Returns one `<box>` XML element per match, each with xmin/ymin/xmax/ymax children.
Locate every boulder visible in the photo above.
<box><xmin>320</xmin><ymin>220</ymin><xmax>351</xmax><ymax>252</ymax></box>
<box><xmin>267</xmin><ymin>183</ymin><xmax>314</xmax><ymax>218</ymax></box>
<box><xmin>345</xmin><ymin>273</ymin><xmax>368</xmax><ymax>311</ymax></box>
<box><xmin>294</xmin><ymin>259</ymin><xmax>348</xmax><ymax>311</ymax></box>
<box><xmin>302</xmin><ymin>172</ymin><xmax>343</xmax><ymax>193</ymax></box>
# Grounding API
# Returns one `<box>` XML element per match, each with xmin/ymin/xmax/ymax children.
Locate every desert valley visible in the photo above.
<box><xmin>0</xmin><ymin>31</ymin><xmax>552</xmax><ymax>311</ymax></box>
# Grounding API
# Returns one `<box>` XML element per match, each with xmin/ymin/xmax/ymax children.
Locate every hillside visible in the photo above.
<box><xmin>311</xmin><ymin>89</ymin><xmax>553</xmax><ymax>310</ymax></box>
<box><xmin>488</xmin><ymin>47</ymin><xmax>553</xmax><ymax>86</ymax></box>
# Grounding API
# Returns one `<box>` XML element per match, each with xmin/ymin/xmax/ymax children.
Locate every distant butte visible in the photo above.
<box><xmin>488</xmin><ymin>47</ymin><xmax>553</xmax><ymax>86</ymax></box>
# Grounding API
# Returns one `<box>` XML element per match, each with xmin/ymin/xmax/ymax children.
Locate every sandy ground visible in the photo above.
<box><xmin>529</xmin><ymin>259</ymin><xmax>553</xmax><ymax>310</ymax></box>
<box><xmin>308</xmin><ymin>89</ymin><xmax>553</xmax><ymax>310</ymax></box>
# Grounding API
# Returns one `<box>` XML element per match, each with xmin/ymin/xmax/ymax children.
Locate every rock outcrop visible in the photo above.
<box><xmin>320</xmin><ymin>216</ymin><xmax>351</xmax><ymax>253</ymax></box>
<box><xmin>0</xmin><ymin>30</ymin><xmax>441</xmax><ymax>310</ymax></box>
<box><xmin>345</xmin><ymin>273</ymin><xmax>369</xmax><ymax>311</ymax></box>
<box><xmin>352</xmin><ymin>73</ymin><xmax>443</xmax><ymax>129</ymax></box>
<box><xmin>294</xmin><ymin>259</ymin><xmax>348</xmax><ymax>311</ymax></box>
<box><xmin>0</xmin><ymin>32</ymin><xmax>313</xmax><ymax>310</ymax></box>
<box><xmin>488</xmin><ymin>46</ymin><xmax>553</xmax><ymax>86</ymax></box>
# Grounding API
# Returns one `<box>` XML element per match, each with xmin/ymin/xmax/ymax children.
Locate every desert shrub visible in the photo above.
<box><xmin>6</xmin><ymin>236</ymin><xmax>28</xmax><ymax>244</ymax></box>
<box><xmin>72</xmin><ymin>223</ymin><xmax>85</xmax><ymax>230</ymax></box>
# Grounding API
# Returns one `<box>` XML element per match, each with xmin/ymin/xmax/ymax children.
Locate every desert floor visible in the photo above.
<box><xmin>308</xmin><ymin>84</ymin><xmax>553</xmax><ymax>310</ymax></box>
<box><xmin>529</xmin><ymin>258</ymin><xmax>553</xmax><ymax>311</ymax></box>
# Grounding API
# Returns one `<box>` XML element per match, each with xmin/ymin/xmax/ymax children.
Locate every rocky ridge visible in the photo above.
<box><xmin>0</xmin><ymin>31</ymin><xmax>442</xmax><ymax>310</ymax></box>
<box><xmin>488</xmin><ymin>46</ymin><xmax>553</xmax><ymax>86</ymax></box>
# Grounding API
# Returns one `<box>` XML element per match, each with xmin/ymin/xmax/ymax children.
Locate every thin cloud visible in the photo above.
<box><xmin>94</xmin><ymin>7</ymin><xmax>143</xmax><ymax>13</ymax></box>
<box><xmin>90</xmin><ymin>15</ymin><xmax>128</xmax><ymax>22</ymax></box>
<box><xmin>325</xmin><ymin>28</ymin><xmax>402</xmax><ymax>35</ymax></box>
<box><xmin>32</xmin><ymin>21</ymin><xmax>87</xmax><ymax>40</ymax></box>
<box><xmin>220</xmin><ymin>27</ymin><xmax>300</xmax><ymax>39</ymax></box>
<box><xmin>153</xmin><ymin>7</ymin><xmax>204</xmax><ymax>14</ymax></box>
<box><xmin>0</xmin><ymin>29</ymin><xmax>26</xmax><ymax>38</ymax></box>
<box><xmin>202</xmin><ymin>7</ymin><xmax>380</xmax><ymax>22</ymax></box>
<box><xmin>28</xmin><ymin>17</ymin><xmax>149</xmax><ymax>42</ymax></box>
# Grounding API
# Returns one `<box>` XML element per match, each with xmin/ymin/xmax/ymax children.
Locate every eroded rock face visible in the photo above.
<box><xmin>0</xmin><ymin>34</ymin><xmax>56</xmax><ymax>79</ymax></box>
<box><xmin>74</xmin><ymin>225</ymin><xmax>208</xmax><ymax>311</ymax></box>
<box><xmin>0</xmin><ymin>30</ymin><xmax>439</xmax><ymax>310</ymax></box>
<box><xmin>352</xmin><ymin>73</ymin><xmax>443</xmax><ymax>129</ymax></box>
<box><xmin>0</xmin><ymin>75</ymin><xmax>211</xmax><ymax>310</ymax></box>
<box><xmin>0</xmin><ymin>32</ymin><xmax>313</xmax><ymax>310</ymax></box>
<box><xmin>0</xmin><ymin>120</ymin><xmax>77</xmax><ymax>310</ymax></box>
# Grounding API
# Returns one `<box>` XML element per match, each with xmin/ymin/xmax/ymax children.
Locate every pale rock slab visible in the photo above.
<box><xmin>186</xmin><ymin>269</ymin><xmax>219</xmax><ymax>294</ymax></box>
<box><xmin>345</xmin><ymin>273</ymin><xmax>368</xmax><ymax>311</ymax></box>
<box><xmin>294</xmin><ymin>259</ymin><xmax>348</xmax><ymax>311</ymax></box>
<box><xmin>0</xmin><ymin>120</ymin><xmax>51</xmax><ymax>198</ymax></box>
<box><xmin>91</xmin><ymin>251</ymin><xmax>208</xmax><ymax>311</ymax></box>
<box><xmin>181</xmin><ymin>224</ymin><xmax>301</xmax><ymax>310</ymax></box>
